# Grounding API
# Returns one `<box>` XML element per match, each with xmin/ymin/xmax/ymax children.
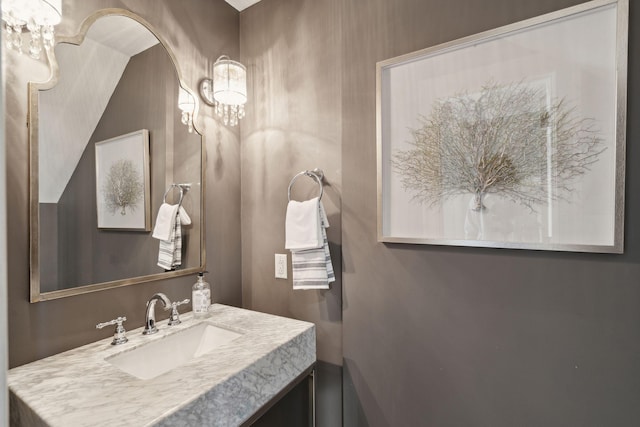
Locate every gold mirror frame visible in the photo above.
<box><xmin>28</xmin><ymin>9</ymin><xmax>206</xmax><ymax>302</ymax></box>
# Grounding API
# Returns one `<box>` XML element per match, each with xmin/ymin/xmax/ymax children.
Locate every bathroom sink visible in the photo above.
<box><xmin>9</xmin><ymin>305</ymin><xmax>316</xmax><ymax>426</ymax></box>
<box><xmin>106</xmin><ymin>322</ymin><xmax>242</xmax><ymax>380</ymax></box>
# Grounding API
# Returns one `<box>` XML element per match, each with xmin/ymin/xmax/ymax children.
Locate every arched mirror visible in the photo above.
<box><xmin>28</xmin><ymin>9</ymin><xmax>204</xmax><ymax>302</ymax></box>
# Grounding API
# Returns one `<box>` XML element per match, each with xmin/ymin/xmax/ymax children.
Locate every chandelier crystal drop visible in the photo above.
<box><xmin>178</xmin><ymin>87</ymin><xmax>196</xmax><ymax>133</ymax></box>
<box><xmin>214</xmin><ymin>102</ymin><xmax>245</xmax><ymax>127</ymax></box>
<box><xmin>2</xmin><ymin>0</ymin><xmax>62</xmax><ymax>59</ymax></box>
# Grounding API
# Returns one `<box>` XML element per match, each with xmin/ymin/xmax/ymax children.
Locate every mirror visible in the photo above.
<box><xmin>28</xmin><ymin>10</ymin><xmax>204</xmax><ymax>302</ymax></box>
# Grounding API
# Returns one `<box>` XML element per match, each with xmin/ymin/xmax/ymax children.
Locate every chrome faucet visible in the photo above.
<box><xmin>143</xmin><ymin>293</ymin><xmax>172</xmax><ymax>335</ymax></box>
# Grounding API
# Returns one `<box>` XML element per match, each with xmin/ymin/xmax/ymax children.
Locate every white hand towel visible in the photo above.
<box><xmin>285</xmin><ymin>197</ymin><xmax>322</xmax><ymax>250</ymax></box>
<box><xmin>178</xmin><ymin>206</ymin><xmax>191</xmax><ymax>226</ymax></box>
<box><xmin>291</xmin><ymin>201</ymin><xmax>335</xmax><ymax>290</ymax></box>
<box><xmin>152</xmin><ymin>203</ymin><xmax>179</xmax><ymax>241</ymax></box>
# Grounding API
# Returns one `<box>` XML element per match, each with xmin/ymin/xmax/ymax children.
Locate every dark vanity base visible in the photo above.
<box><xmin>244</xmin><ymin>364</ymin><xmax>316</xmax><ymax>427</ymax></box>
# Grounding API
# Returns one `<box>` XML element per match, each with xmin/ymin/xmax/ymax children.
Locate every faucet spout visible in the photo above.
<box><xmin>143</xmin><ymin>293</ymin><xmax>172</xmax><ymax>335</ymax></box>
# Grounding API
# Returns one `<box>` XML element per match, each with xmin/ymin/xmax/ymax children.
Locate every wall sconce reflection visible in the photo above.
<box><xmin>199</xmin><ymin>55</ymin><xmax>247</xmax><ymax>127</ymax></box>
<box><xmin>178</xmin><ymin>87</ymin><xmax>195</xmax><ymax>133</ymax></box>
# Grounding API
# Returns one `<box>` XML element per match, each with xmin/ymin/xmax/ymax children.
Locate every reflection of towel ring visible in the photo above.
<box><xmin>288</xmin><ymin>169</ymin><xmax>324</xmax><ymax>201</ymax></box>
<box><xmin>163</xmin><ymin>184</ymin><xmax>185</xmax><ymax>206</ymax></box>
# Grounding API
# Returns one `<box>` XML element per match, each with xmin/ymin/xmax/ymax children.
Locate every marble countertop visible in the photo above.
<box><xmin>8</xmin><ymin>304</ymin><xmax>316</xmax><ymax>427</ymax></box>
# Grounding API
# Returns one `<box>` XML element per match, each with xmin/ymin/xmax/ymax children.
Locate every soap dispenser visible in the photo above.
<box><xmin>192</xmin><ymin>271</ymin><xmax>211</xmax><ymax>318</ymax></box>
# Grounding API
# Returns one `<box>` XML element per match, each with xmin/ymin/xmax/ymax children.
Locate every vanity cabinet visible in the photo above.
<box><xmin>8</xmin><ymin>305</ymin><xmax>316</xmax><ymax>426</ymax></box>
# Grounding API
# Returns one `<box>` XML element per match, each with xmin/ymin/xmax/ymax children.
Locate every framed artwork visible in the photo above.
<box><xmin>95</xmin><ymin>129</ymin><xmax>151</xmax><ymax>230</ymax></box>
<box><xmin>376</xmin><ymin>0</ymin><xmax>627</xmax><ymax>253</ymax></box>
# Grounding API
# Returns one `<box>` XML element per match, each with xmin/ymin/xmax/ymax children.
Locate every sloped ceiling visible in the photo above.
<box><xmin>225</xmin><ymin>0</ymin><xmax>262</xmax><ymax>11</ymax></box>
<box><xmin>38</xmin><ymin>16</ymin><xmax>158</xmax><ymax>203</ymax></box>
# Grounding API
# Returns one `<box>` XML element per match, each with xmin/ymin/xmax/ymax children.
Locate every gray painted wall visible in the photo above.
<box><xmin>6</xmin><ymin>0</ymin><xmax>241</xmax><ymax>368</ymax></box>
<box><xmin>239</xmin><ymin>0</ymin><xmax>343</xmax><ymax>425</ymax></box>
<box><xmin>239</xmin><ymin>0</ymin><xmax>343</xmax><ymax>368</ymax></box>
<box><xmin>342</xmin><ymin>0</ymin><xmax>640</xmax><ymax>426</ymax></box>
<box><xmin>38</xmin><ymin>204</ymin><xmax>58</xmax><ymax>291</ymax></box>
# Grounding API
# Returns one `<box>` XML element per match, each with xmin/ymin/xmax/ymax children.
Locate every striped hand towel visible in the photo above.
<box><xmin>157</xmin><ymin>212</ymin><xmax>182</xmax><ymax>270</ymax></box>
<box><xmin>291</xmin><ymin>202</ymin><xmax>335</xmax><ymax>290</ymax></box>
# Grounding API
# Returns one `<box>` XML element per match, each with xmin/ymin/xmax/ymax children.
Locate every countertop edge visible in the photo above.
<box><xmin>154</xmin><ymin>325</ymin><xmax>317</xmax><ymax>426</ymax></box>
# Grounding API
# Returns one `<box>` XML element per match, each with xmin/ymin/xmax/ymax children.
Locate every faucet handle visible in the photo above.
<box><xmin>166</xmin><ymin>299</ymin><xmax>190</xmax><ymax>326</ymax></box>
<box><xmin>96</xmin><ymin>316</ymin><xmax>128</xmax><ymax>345</ymax></box>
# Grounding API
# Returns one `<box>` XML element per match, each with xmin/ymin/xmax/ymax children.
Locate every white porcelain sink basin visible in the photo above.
<box><xmin>106</xmin><ymin>322</ymin><xmax>242</xmax><ymax>380</ymax></box>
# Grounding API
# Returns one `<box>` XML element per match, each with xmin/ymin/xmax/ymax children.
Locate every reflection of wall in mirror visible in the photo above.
<box><xmin>40</xmin><ymin>44</ymin><xmax>201</xmax><ymax>292</ymax></box>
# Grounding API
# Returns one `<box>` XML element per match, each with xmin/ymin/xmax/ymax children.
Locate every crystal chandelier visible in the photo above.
<box><xmin>2</xmin><ymin>0</ymin><xmax>62</xmax><ymax>59</ymax></box>
<box><xmin>198</xmin><ymin>55</ymin><xmax>247</xmax><ymax>127</ymax></box>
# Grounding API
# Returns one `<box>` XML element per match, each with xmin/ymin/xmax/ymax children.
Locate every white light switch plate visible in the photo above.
<box><xmin>275</xmin><ymin>254</ymin><xmax>287</xmax><ymax>279</ymax></box>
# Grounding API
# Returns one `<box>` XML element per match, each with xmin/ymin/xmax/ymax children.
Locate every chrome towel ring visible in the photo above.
<box><xmin>288</xmin><ymin>169</ymin><xmax>324</xmax><ymax>201</ymax></box>
<box><xmin>163</xmin><ymin>183</ymin><xmax>191</xmax><ymax>206</ymax></box>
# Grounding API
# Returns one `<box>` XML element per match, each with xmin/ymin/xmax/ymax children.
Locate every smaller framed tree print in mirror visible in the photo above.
<box><xmin>95</xmin><ymin>129</ymin><xmax>151</xmax><ymax>230</ymax></box>
<box><xmin>376</xmin><ymin>0</ymin><xmax>627</xmax><ymax>253</ymax></box>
